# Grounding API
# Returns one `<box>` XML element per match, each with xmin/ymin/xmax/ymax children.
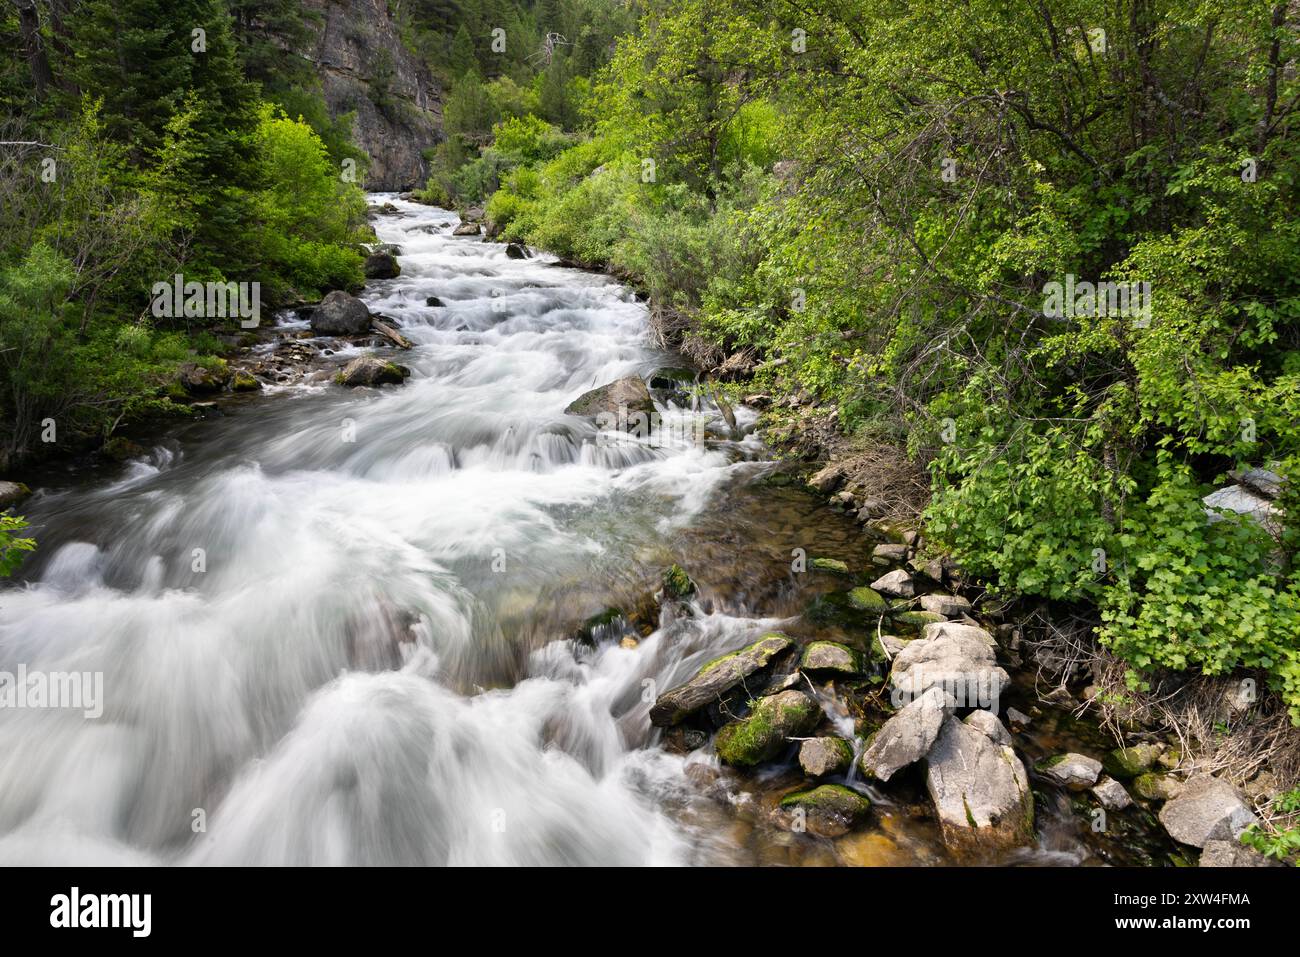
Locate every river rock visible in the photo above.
<box><xmin>425</xmin><ymin>296</ymin><xmax>445</xmax><ymax>307</ymax></box>
<box><xmin>311</xmin><ymin>291</ymin><xmax>373</xmax><ymax>335</ymax></box>
<box><xmin>461</xmin><ymin>205</ymin><xmax>485</xmax><ymax>223</ymax></box>
<box><xmin>919</xmin><ymin>593</ymin><xmax>973</xmax><ymax>618</ymax></box>
<box><xmin>799</xmin><ymin>640</ymin><xmax>860</xmax><ymax>675</ymax></box>
<box><xmin>871</xmin><ymin>568</ymin><xmax>915</xmax><ymax>597</ymax></box>
<box><xmin>336</xmin><ymin>355</ymin><xmax>408</xmax><ymax>387</ymax></box>
<box><xmin>1133</xmin><ymin>772</ymin><xmax>1184</xmax><ymax>802</ymax></box>
<box><xmin>810</xmin><ymin>557</ymin><xmax>850</xmax><ymax>575</ymax></box>
<box><xmin>848</xmin><ymin>586</ymin><xmax>888</xmax><ymax>613</ymax></box>
<box><xmin>807</xmin><ymin>462</ymin><xmax>845</xmax><ymax>493</ymax></box>
<box><xmin>872</xmin><ymin>543</ymin><xmax>908</xmax><ymax>564</ymax></box>
<box><xmin>962</xmin><ymin>708</ymin><xmax>1011</xmax><ymax>745</ymax></box>
<box><xmin>714</xmin><ymin>690</ymin><xmax>821</xmax><ymax>767</ymax></box>
<box><xmin>364</xmin><ymin>252</ymin><xmax>400</xmax><ymax>279</ymax></box>
<box><xmin>859</xmin><ymin>686</ymin><xmax>953</xmax><ymax>782</ymax></box>
<box><xmin>505</xmin><ymin>242</ymin><xmax>530</xmax><ymax>259</ymax></box>
<box><xmin>1199</xmin><ymin>839</ymin><xmax>1280</xmax><ymax>867</ymax></box>
<box><xmin>0</xmin><ymin>481</ymin><xmax>31</xmax><ymax>509</ymax></box>
<box><xmin>920</xmin><ymin>620</ymin><xmax>997</xmax><ymax>648</ymax></box>
<box><xmin>776</xmin><ymin>784</ymin><xmax>871</xmax><ymax>838</ymax></box>
<box><xmin>177</xmin><ymin>361</ymin><xmax>230</xmax><ymax>395</ymax></box>
<box><xmin>1037</xmin><ymin>752</ymin><xmax>1103</xmax><ymax>790</ymax></box>
<box><xmin>1158</xmin><ymin>776</ymin><xmax>1258</xmax><ymax>848</ymax></box>
<box><xmin>890</xmin><ymin>627</ymin><xmax>1009</xmax><ymax>708</ymax></box>
<box><xmin>649</xmin><ymin>632</ymin><xmax>793</xmax><ymax>726</ymax></box>
<box><xmin>565</xmin><ymin>375</ymin><xmax>655</xmax><ymax>425</ymax></box>
<box><xmin>1104</xmin><ymin>743</ymin><xmax>1162</xmax><ymax>779</ymax></box>
<box><xmin>799</xmin><ymin>737</ymin><xmax>853</xmax><ymax>777</ymax></box>
<box><xmin>452</xmin><ymin>222</ymin><xmax>481</xmax><ymax>236</ymax></box>
<box><xmin>925</xmin><ymin>714</ymin><xmax>1033</xmax><ymax>851</ymax></box>
<box><xmin>1006</xmin><ymin>707</ymin><xmax>1032</xmax><ymax>730</ymax></box>
<box><xmin>1093</xmin><ymin>776</ymin><xmax>1133</xmax><ymax>810</ymax></box>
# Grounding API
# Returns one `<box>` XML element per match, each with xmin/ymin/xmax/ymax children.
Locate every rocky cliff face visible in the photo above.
<box><xmin>300</xmin><ymin>0</ymin><xmax>442</xmax><ymax>190</ymax></box>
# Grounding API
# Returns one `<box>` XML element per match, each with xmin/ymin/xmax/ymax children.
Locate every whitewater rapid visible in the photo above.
<box><xmin>0</xmin><ymin>196</ymin><xmax>775</xmax><ymax>866</ymax></box>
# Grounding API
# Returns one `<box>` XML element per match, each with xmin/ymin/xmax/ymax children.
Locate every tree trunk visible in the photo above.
<box><xmin>12</xmin><ymin>0</ymin><xmax>54</xmax><ymax>98</ymax></box>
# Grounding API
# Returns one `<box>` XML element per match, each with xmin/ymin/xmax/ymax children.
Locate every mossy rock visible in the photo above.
<box><xmin>101</xmin><ymin>436</ymin><xmax>146</xmax><ymax>462</ymax></box>
<box><xmin>1104</xmin><ymin>743</ymin><xmax>1162</xmax><ymax>780</ymax></box>
<box><xmin>892</xmin><ymin>610</ymin><xmax>945</xmax><ymax>628</ymax></box>
<box><xmin>800</xmin><ymin>640</ymin><xmax>861</xmax><ymax>675</ymax></box>
<box><xmin>1132</xmin><ymin>772</ymin><xmax>1183</xmax><ymax>802</ymax></box>
<box><xmin>661</xmin><ymin>563</ymin><xmax>696</xmax><ymax>600</ymax></box>
<box><xmin>778</xmin><ymin>784</ymin><xmax>871</xmax><ymax>837</ymax></box>
<box><xmin>811</xmin><ymin>557</ymin><xmax>851</xmax><ymax>575</ymax></box>
<box><xmin>847</xmin><ymin>586</ymin><xmax>888</xmax><ymax>613</ymax></box>
<box><xmin>231</xmin><ymin>371</ymin><xmax>262</xmax><ymax>392</ymax></box>
<box><xmin>714</xmin><ymin>690</ymin><xmax>820</xmax><ymax>767</ymax></box>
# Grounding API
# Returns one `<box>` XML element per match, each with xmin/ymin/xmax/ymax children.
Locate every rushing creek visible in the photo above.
<box><xmin>0</xmin><ymin>196</ymin><xmax>1177</xmax><ymax>866</ymax></box>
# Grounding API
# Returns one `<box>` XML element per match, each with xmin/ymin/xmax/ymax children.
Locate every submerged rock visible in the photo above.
<box><xmin>777</xmin><ymin>784</ymin><xmax>871</xmax><ymax>838</ymax></box>
<box><xmin>1036</xmin><ymin>752</ymin><xmax>1103</xmax><ymax>790</ymax></box>
<box><xmin>859</xmin><ymin>686</ymin><xmax>953</xmax><ymax>782</ymax></box>
<box><xmin>799</xmin><ymin>640</ymin><xmax>860</xmax><ymax>675</ymax></box>
<box><xmin>925</xmin><ymin>714</ymin><xmax>1033</xmax><ymax>852</ymax></box>
<box><xmin>810</xmin><ymin>557</ymin><xmax>850</xmax><ymax>575</ymax></box>
<box><xmin>311</xmin><ymin>291</ymin><xmax>373</xmax><ymax>335</ymax></box>
<box><xmin>648</xmin><ymin>632</ymin><xmax>793</xmax><ymax>727</ymax></box>
<box><xmin>799</xmin><ymin>737</ymin><xmax>854</xmax><ymax>777</ymax></box>
<box><xmin>335</xmin><ymin>355</ymin><xmax>409</xmax><ymax>387</ymax></box>
<box><xmin>1158</xmin><ymin>776</ymin><xmax>1258</xmax><ymax>848</ymax></box>
<box><xmin>714</xmin><ymin>690</ymin><xmax>820</xmax><ymax>767</ymax></box>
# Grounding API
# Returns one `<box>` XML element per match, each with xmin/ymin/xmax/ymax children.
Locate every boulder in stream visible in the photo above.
<box><xmin>799</xmin><ymin>640</ymin><xmax>860</xmax><ymax>676</ymax></box>
<box><xmin>871</xmin><ymin>568</ymin><xmax>916</xmax><ymax>597</ymax></box>
<box><xmin>1158</xmin><ymin>775</ymin><xmax>1258</xmax><ymax>848</ymax></box>
<box><xmin>649</xmin><ymin>632</ymin><xmax>793</xmax><ymax>727</ymax></box>
<box><xmin>925</xmin><ymin>714</ymin><xmax>1033</xmax><ymax>852</ymax></box>
<box><xmin>889</xmin><ymin>625</ymin><xmax>1009</xmax><ymax>708</ymax></box>
<box><xmin>505</xmin><ymin>242</ymin><xmax>530</xmax><ymax>259</ymax></box>
<box><xmin>0</xmin><ymin>481</ymin><xmax>31</xmax><ymax>509</ymax></box>
<box><xmin>1092</xmin><ymin>776</ymin><xmax>1133</xmax><ymax>811</ymax></box>
<box><xmin>918</xmin><ymin>593</ymin><xmax>973</xmax><ymax>618</ymax></box>
<box><xmin>714</xmin><ymin>689</ymin><xmax>820</xmax><ymax>767</ymax></box>
<box><xmin>452</xmin><ymin>222</ymin><xmax>481</xmax><ymax>236</ymax></box>
<box><xmin>311</xmin><ymin>291</ymin><xmax>373</xmax><ymax>335</ymax></box>
<box><xmin>335</xmin><ymin>355</ymin><xmax>409</xmax><ymax>388</ymax></box>
<box><xmin>777</xmin><ymin>784</ymin><xmax>871</xmax><ymax>838</ymax></box>
<box><xmin>364</xmin><ymin>252</ymin><xmax>401</xmax><ymax>279</ymax></box>
<box><xmin>859</xmin><ymin>686</ymin><xmax>953</xmax><ymax>782</ymax></box>
<box><xmin>1036</xmin><ymin>752</ymin><xmax>1103</xmax><ymax>790</ymax></box>
<box><xmin>565</xmin><ymin>375</ymin><xmax>656</xmax><ymax>427</ymax></box>
<box><xmin>177</xmin><ymin>361</ymin><xmax>231</xmax><ymax>395</ymax></box>
<box><xmin>799</xmin><ymin>737</ymin><xmax>853</xmax><ymax>777</ymax></box>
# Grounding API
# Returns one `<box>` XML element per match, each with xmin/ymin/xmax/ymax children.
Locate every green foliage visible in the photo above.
<box><xmin>0</xmin><ymin>515</ymin><xmax>35</xmax><ymax>576</ymax></box>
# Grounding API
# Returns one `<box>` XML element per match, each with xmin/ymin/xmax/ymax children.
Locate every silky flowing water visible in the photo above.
<box><xmin>0</xmin><ymin>196</ymin><xmax>1177</xmax><ymax>866</ymax></box>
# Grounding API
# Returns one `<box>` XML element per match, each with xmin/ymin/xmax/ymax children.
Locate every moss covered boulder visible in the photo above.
<box><xmin>714</xmin><ymin>690</ymin><xmax>821</xmax><ymax>767</ymax></box>
<box><xmin>800</xmin><ymin>640</ymin><xmax>861</xmax><ymax>675</ymax></box>
<box><xmin>0</xmin><ymin>481</ymin><xmax>31</xmax><ymax>510</ymax></box>
<box><xmin>848</xmin><ymin>586</ymin><xmax>888</xmax><ymax>613</ymax></box>
<box><xmin>777</xmin><ymin>784</ymin><xmax>871</xmax><ymax>837</ymax></box>
<box><xmin>1104</xmin><ymin>743</ymin><xmax>1162</xmax><ymax>780</ymax></box>
<box><xmin>660</xmin><ymin>563</ymin><xmax>696</xmax><ymax>601</ymax></box>
<box><xmin>810</xmin><ymin>557</ymin><xmax>851</xmax><ymax>575</ymax></box>
<box><xmin>649</xmin><ymin>633</ymin><xmax>793</xmax><ymax>727</ymax></box>
<box><xmin>336</xmin><ymin>355</ymin><xmax>409</xmax><ymax>387</ymax></box>
<box><xmin>1133</xmin><ymin>772</ymin><xmax>1184</xmax><ymax>802</ymax></box>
